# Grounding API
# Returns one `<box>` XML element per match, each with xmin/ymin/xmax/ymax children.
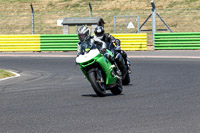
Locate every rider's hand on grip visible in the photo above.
<box><xmin>115</xmin><ymin>45</ymin><xmax>121</xmax><ymax>50</ymax></box>
<box><xmin>100</xmin><ymin>48</ymin><xmax>106</xmax><ymax>54</ymax></box>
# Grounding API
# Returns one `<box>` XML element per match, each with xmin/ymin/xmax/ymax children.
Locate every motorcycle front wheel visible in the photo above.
<box><xmin>88</xmin><ymin>71</ymin><xmax>106</xmax><ymax>97</ymax></box>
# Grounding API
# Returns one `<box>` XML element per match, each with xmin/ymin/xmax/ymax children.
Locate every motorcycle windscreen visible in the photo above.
<box><xmin>76</xmin><ymin>49</ymin><xmax>100</xmax><ymax>63</ymax></box>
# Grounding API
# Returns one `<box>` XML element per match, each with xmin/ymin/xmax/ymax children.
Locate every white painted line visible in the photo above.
<box><xmin>0</xmin><ymin>70</ymin><xmax>20</xmax><ymax>81</ymax></box>
<box><xmin>0</xmin><ymin>54</ymin><xmax>76</xmax><ymax>58</ymax></box>
<box><xmin>128</xmin><ymin>55</ymin><xmax>200</xmax><ymax>59</ymax></box>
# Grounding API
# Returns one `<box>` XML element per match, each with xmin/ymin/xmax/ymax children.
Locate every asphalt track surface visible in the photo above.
<box><xmin>0</xmin><ymin>51</ymin><xmax>200</xmax><ymax>133</ymax></box>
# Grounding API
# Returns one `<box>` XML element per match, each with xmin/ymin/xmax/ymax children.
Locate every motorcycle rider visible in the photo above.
<box><xmin>77</xmin><ymin>26</ymin><xmax>115</xmax><ymax>65</ymax></box>
<box><xmin>94</xmin><ymin>26</ymin><xmax>132</xmax><ymax>78</ymax></box>
<box><xmin>77</xmin><ymin>26</ymin><xmax>105</xmax><ymax>55</ymax></box>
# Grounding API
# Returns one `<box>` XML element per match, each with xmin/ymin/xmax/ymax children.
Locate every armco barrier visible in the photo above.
<box><xmin>0</xmin><ymin>34</ymin><xmax>147</xmax><ymax>52</ymax></box>
<box><xmin>0</xmin><ymin>35</ymin><xmax>40</xmax><ymax>51</ymax></box>
<box><xmin>40</xmin><ymin>34</ymin><xmax>78</xmax><ymax>51</ymax></box>
<box><xmin>112</xmin><ymin>33</ymin><xmax>147</xmax><ymax>51</ymax></box>
<box><xmin>154</xmin><ymin>32</ymin><xmax>200</xmax><ymax>50</ymax></box>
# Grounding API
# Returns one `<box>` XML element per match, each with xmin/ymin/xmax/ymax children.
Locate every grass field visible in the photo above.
<box><xmin>0</xmin><ymin>69</ymin><xmax>15</xmax><ymax>79</ymax></box>
<box><xmin>0</xmin><ymin>0</ymin><xmax>199</xmax><ymax>34</ymax></box>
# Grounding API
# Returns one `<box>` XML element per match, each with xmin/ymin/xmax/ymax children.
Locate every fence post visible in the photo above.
<box><xmin>137</xmin><ymin>16</ymin><xmax>140</xmax><ymax>33</ymax></box>
<box><xmin>151</xmin><ymin>0</ymin><xmax>156</xmax><ymax>48</ymax></box>
<box><xmin>114</xmin><ymin>16</ymin><xmax>116</xmax><ymax>33</ymax></box>
<box><xmin>89</xmin><ymin>3</ymin><xmax>92</xmax><ymax>17</ymax></box>
<box><xmin>30</xmin><ymin>3</ymin><xmax>34</xmax><ymax>34</ymax></box>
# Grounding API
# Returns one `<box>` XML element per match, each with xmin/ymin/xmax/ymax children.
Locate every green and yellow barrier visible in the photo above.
<box><xmin>0</xmin><ymin>34</ymin><xmax>147</xmax><ymax>52</ymax></box>
<box><xmin>0</xmin><ymin>35</ymin><xmax>40</xmax><ymax>51</ymax></box>
<box><xmin>112</xmin><ymin>33</ymin><xmax>147</xmax><ymax>51</ymax></box>
<box><xmin>155</xmin><ymin>32</ymin><xmax>200</xmax><ymax>50</ymax></box>
<box><xmin>40</xmin><ymin>34</ymin><xmax>78</xmax><ymax>51</ymax></box>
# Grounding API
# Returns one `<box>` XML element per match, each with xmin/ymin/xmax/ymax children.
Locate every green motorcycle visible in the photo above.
<box><xmin>76</xmin><ymin>48</ymin><xmax>123</xmax><ymax>97</ymax></box>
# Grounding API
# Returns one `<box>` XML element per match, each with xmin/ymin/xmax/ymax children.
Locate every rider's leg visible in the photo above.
<box><xmin>120</xmin><ymin>50</ymin><xmax>132</xmax><ymax>74</ymax></box>
<box><xmin>104</xmin><ymin>53</ymin><xmax>115</xmax><ymax>64</ymax></box>
<box><xmin>115</xmin><ymin>52</ymin><xmax>127</xmax><ymax>79</ymax></box>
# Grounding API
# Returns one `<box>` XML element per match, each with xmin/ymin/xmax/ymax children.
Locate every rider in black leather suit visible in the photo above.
<box><xmin>94</xmin><ymin>26</ymin><xmax>131</xmax><ymax>79</ymax></box>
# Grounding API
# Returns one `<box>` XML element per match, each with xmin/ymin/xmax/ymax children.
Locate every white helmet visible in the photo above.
<box><xmin>78</xmin><ymin>26</ymin><xmax>91</xmax><ymax>42</ymax></box>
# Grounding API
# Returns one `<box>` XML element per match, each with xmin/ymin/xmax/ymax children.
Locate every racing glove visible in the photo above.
<box><xmin>100</xmin><ymin>48</ymin><xmax>107</xmax><ymax>54</ymax></box>
<box><xmin>115</xmin><ymin>45</ymin><xmax>121</xmax><ymax>50</ymax></box>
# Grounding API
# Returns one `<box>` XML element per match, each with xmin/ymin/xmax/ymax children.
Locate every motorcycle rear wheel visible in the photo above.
<box><xmin>122</xmin><ymin>73</ymin><xmax>130</xmax><ymax>85</ymax></box>
<box><xmin>88</xmin><ymin>71</ymin><xmax>106</xmax><ymax>97</ymax></box>
<box><xmin>110</xmin><ymin>79</ymin><xmax>123</xmax><ymax>95</ymax></box>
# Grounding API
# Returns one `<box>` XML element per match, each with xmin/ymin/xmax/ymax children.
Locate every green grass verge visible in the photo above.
<box><xmin>0</xmin><ymin>69</ymin><xmax>15</xmax><ymax>79</ymax></box>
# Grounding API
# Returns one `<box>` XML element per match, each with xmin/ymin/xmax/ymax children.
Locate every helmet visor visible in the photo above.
<box><xmin>78</xmin><ymin>34</ymin><xmax>86</xmax><ymax>42</ymax></box>
<box><xmin>95</xmin><ymin>31</ymin><xmax>104</xmax><ymax>37</ymax></box>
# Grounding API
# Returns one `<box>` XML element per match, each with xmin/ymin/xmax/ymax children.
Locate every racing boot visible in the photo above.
<box><xmin>120</xmin><ymin>50</ymin><xmax>132</xmax><ymax>74</ymax></box>
<box><xmin>115</xmin><ymin>66</ymin><xmax>122</xmax><ymax>80</ymax></box>
<box><xmin>126</xmin><ymin>58</ymin><xmax>132</xmax><ymax>74</ymax></box>
<box><xmin>115</xmin><ymin>53</ymin><xmax>127</xmax><ymax>80</ymax></box>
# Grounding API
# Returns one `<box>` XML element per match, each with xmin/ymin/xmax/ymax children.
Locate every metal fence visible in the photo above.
<box><xmin>113</xmin><ymin>15</ymin><xmax>140</xmax><ymax>33</ymax></box>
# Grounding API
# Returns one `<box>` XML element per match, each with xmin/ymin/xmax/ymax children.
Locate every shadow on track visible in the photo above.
<box><xmin>82</xmin><ymin>93</ymin><xmax>123</xmax><ymax>97</ymax></box>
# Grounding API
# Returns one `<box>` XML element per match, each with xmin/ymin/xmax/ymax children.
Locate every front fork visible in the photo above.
<box><xmin>96</xmin><ymin>68</ymin><xmax>105</xmax><ymax>85</ymax></box>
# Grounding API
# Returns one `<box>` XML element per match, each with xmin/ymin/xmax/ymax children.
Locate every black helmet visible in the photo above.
<box><xmin>94</xmin><ymin>26</ymin><xmax>104</xmax><ymax>39</ymax></box>
<box><xmin>78</xmin><ymin>26</ymin><xmax>91</xmax><ymax>42</ymax></box>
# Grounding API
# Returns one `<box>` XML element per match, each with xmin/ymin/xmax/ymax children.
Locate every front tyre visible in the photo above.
<box><xmin>110</xmin><ymin>79</ymin><xmax>123</xmax><ymax>95</ymax></box>
<box><xmin>88</xmin><ymin>71</ymin><xmax>106</xmax><ymax>97</ymax></box>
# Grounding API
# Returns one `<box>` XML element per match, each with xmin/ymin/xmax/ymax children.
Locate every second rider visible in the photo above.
<box><xmin>94</xmin><ymin>26</ymin><xmax>132</xmax><ymax>79</ymax></box>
